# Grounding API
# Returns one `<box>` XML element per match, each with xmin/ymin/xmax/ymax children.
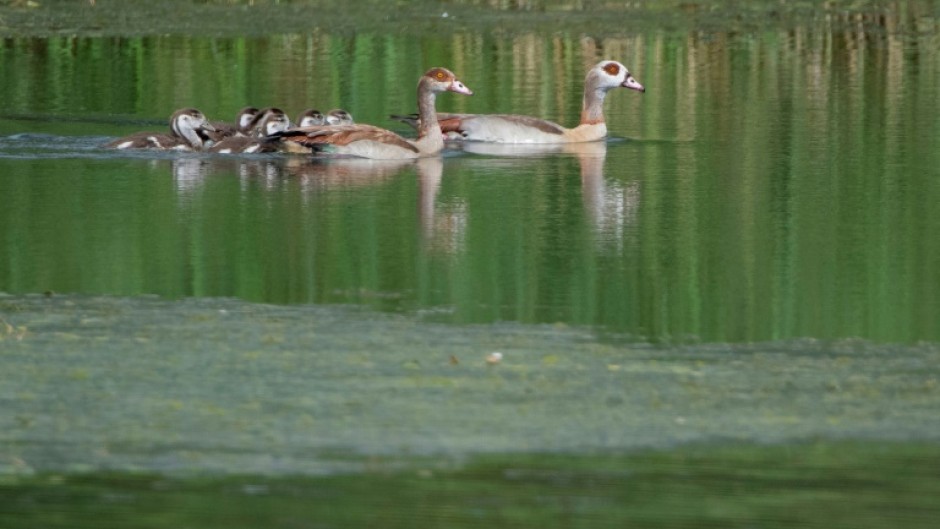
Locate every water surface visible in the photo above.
<box><xmin>2</xmin><ymin>1</ymin><xmax>940</xmax><ymax>526</ymax></box>
<box><xmin>2</xmin><ymin>18</ymin><xmax>939</xmax><ymax>342</ymax></box>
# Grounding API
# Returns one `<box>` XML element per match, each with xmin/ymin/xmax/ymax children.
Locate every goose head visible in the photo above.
<box><xmin>420</xmin><ymin>67</ymin><xmax>474</xmax><ymax>96</ymax></box>
<box><xmin>589</xmin><ymin>60</ymin><xmax>645</xmax><ymax>93</ymax></box>
<box><xmin>170</xmin><ymin>108</ymin><xmax>216</xmax><ymax>148</ymax></box>
<box><xmin>325</xmin><ymin>109</ymin><xmax>354</xmax><ymax>126</ymax></box>
<box><xmin>296</xmin><ymin>109</ymin><xmax>325</xmax><ymax>127</ymax></box>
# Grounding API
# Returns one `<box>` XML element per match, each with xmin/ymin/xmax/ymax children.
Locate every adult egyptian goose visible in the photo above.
<box><xmin>208</xmin><ymin>106</ymin><xmax>260</xmax><ymax>141</ymax></box>
<box><xmin>104</xmin><ymin>108</ymin><xmax>216</xmax><ymax>150</ymax></box>
<box><xmin>296</xmin><ymin>109</ymin><xmax>326</xmax><ymax>127</ymax></box>
<box><xmin>395</xmin><ymin>60</ymin><xmax>643</xmax><ymax>144</ymax></box>
<box><xmin>270</xmin><ymin>67</ymin><xmax>472</xmax><ymax>159</ymax></box>
<box><xmin>209</xmin><ymin>108</ymin><xmax>291</xmax><ymax>154</ymax></box>
<box><xmin>325</xmin><ymin>109</ymin><xmax>354</xmax><ymax>125</ymax></box>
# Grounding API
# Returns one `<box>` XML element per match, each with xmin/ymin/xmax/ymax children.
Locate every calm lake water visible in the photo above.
<box><xmin>3</xmin><ymin>17</ymin><xmax>938</xmax><ymax>343</ymax></box>
<box><xmin>2</xmin><ymin>2</ymin><xmax>940</xmax><ymax>527</ymax></box>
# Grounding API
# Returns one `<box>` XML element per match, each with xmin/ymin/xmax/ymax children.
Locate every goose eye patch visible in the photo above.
<box><xmin>603</xmin><ymin>63</ymin><xmax>621</xmax><ymax>76</ymax></box>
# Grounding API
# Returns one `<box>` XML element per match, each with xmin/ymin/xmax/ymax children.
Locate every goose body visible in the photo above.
<box><xmin>271</xmin><ymin>68</ymin><xmax>472</xmax><ymax>160</ymax></box>
<box><xmin>396</xmin><ymin>60</ymin><xmax>643</xmax><ymax>144</ymax></box>
<box><xmin>104</xmin><ymin>108</ymin><xmax>216</xmax><ymax>151</ymax></box>
<box><xmin>209</xmin><ymin>108</ymin><xmax>291</xmax><ymax>154</ymax></box>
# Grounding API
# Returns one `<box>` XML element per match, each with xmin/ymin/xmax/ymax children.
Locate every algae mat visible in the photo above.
<box><xmin>2</xmin><ymin>294</ymin><xmax>939</xmax><ymax>476</ymax></box>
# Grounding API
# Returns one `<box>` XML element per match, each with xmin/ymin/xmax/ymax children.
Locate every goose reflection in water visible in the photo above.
<box><xmin>173</xmin><ymin>154</ymin><xmax>462</xmax><ymax>255</ymax></box>
<box><xmin>168</xmin><ymin>144</ymin><xmax>635</xmax><ymax>254</ymax></box>
<box><xmin>279</xmin><ymin>157</ymin><xmax>461</xmax><ymax>253</ymax></box>
<box><xmin>457</xmin><ymin>141</ymin><xmax>639</xmax><ymax>249</ymax></box>
<box><xmin>573</xmin><ymin>142</ymin><xmax>641</xmax><ymax>250</ymax></box>
<box><xmin>281</xmin><ymin>156</ymin><xmax>415</xmax><ymax>191</ymax></box>
<box><xmin>416</xmin><ymin>157</ymin><xmax>467</xmax><ymax>255</ymax></box>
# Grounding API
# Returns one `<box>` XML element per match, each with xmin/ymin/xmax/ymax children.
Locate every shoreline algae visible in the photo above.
<box><xmin>1</xmin><ymin>294</ymin><xmax>939</xmax><ymax>476</ymax></box>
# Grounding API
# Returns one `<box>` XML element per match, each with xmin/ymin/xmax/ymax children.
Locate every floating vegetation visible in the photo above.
<box><xmin>1</xmin><ymin>294</ymin><xmax>939</xmax><ymax>477</ymax></box>
<box><xmin>0</xmin><ymin>317</ymin><xmax>27</xmax><ymax>341</ymax></box>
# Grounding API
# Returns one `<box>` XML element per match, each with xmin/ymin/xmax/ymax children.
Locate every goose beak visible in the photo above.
<box><xmin>622</xmin><ymin>74</ymin><xmax>645</xmax><ymax>93</ymax></box>
<box><xmin>201</xmin><ymin>122</ymin><xmax>218</xmax><ymax>132</ymax></box>
<box><xmin>450</xmin><ymin>80</ymin><xmax>474</xmax><ymax>96</ymax></box>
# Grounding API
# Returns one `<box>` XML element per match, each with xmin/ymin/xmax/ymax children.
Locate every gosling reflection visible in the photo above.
<box><xmin>236</xmin><ymin>158</ymin><xmax>284</xmax><ymax>190</ymax></box>
<box><xmin>172</xmin><ymin>157</ymin><xmax>211</xmax><ymax>193</ymax></box>
<box><xmin>169</xmin><ymin>155</ymin><xmax>419</xmax><ymax>195</ymax></box>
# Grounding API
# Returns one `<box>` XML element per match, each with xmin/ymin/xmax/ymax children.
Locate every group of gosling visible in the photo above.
<box><xmin>105</xmin><ymin>60</ymin><xmax>644</xmax><ymax>161</ymax></box>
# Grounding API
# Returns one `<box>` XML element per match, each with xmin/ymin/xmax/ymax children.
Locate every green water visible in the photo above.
<box><xmin>2</xmin><ymin>1</ymin><xmax>940</xmax><ymax>526</ymax></box>
<box><xmin>2</xmin><ymin>19</ymin><xmax>938</xmax><ymax>343</ymax></box>
<box><xmin>4</xmin><ymin>444</ymin><xmax>940</xmax><ymax>528</ymax></box>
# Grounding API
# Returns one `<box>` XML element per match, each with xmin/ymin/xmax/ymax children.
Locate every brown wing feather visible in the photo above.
<box><xmin>281</xmin><ymin>125</ymin><xmax>419</xmax><ymax>154</ymax></box>
<box><xmin>438</xmin><ymin>117</ymin><xmax>463</xmax><ymax>134</ymax></box>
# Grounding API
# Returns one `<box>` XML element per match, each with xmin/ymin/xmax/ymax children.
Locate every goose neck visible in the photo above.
<box><xmin>416</xmin><ymin>81</ymin><xmax>441</xmax><ymax>141</ymax></box>
<box><xmin>580</xmin><ymin>85</ymin><xmax>608</xmax><ymax>126</ymax></box>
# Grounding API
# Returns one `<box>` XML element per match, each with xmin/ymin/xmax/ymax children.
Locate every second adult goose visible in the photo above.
<box><xmin>395</xmin><ymin>60</ymin><xmax>643</xmax><ymax>143</ymax></box>
<box><xmin>270</xmin><ymin>68</ymin><xmax>472</xmax><ymax>160</ymax></box>
<box><xmin>104</xmin><ymin>108</ymin><xmax>216</xmax><ymax>151</ymax></box>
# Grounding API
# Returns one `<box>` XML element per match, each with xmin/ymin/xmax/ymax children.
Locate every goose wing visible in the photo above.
<box><xmin>275</xmin><ymin>125</ymin><xmax>419</xmax><ymax>154</ymax></box>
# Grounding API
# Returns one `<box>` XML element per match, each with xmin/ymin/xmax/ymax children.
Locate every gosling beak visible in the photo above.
<box><xmin>622</xmin><ymin>74</ymin><xmax>645</xmax><ymax>93</ymax></box>
<box><xmin>201</xmin><ymin>121</ymin><xmax>218</xmax><ymax>132</ymax></box>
